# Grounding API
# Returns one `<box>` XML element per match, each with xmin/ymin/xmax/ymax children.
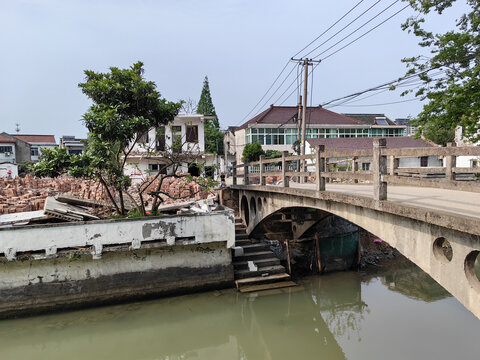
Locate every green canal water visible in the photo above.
<box><xmin>0</xmin><ymin>258</ymin><xmax>479</xmax><ymax>360</ymax></box>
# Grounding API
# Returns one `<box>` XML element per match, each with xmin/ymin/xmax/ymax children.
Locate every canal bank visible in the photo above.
<box><xmin>0</xmin><ymin>209</ymin><xmax>235</xmax><ymax>318</ymax></box>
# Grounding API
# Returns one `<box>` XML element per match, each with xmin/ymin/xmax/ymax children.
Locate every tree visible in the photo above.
<box><xmin>197</xmin><ymin>76</ymin><xmax>224</xmax><ymax>154</ymax></box>
<box><xmin>32</xmin><ymin>62</ymin><xmax>181</xmax><ymax>214</ymax></box>
<box><xmin>242</xmin><ymin>142</ymin><xmax>265</xmax><ymax>163</ymax></box>
<box><xmin>400</xmin><ymin>0</ymin><xmax>480</xmax><ymax>145</ymax></box>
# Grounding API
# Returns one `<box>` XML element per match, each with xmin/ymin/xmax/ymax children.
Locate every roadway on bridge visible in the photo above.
<box><xmin>285</xmin><ymin>182</ymin><xmax>480</xmax><ymax>220</ymax></box>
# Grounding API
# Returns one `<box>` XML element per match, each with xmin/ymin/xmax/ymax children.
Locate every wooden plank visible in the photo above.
<box><xmin>239</xmin><ymin>281</ymin><xmax>297</xmax><ymax>293</ymax></box>
<box><xmin>235</xmin><ymin>273</ymin><xmax>290</xmax><ymax>286</ymax></box>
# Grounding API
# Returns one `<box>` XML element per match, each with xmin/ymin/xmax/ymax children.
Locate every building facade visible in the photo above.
<box><xmin>235</xmin><ymin>106</ymin><xmax>405</xmax><ymax>163</ymax></box>
<box><xmin>11</xmin><ymin>134</ymin><xmax>57</xmax><ymax>162</ymax></box>
<box><xmin>124</xmin><ymin>114</ymin><xmax>221</xmax><ymax>182</ymax></box>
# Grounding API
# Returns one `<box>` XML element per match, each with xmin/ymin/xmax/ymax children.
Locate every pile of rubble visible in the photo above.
<box><xmin>129</xmin><ymin>174</ymin><xmax>211</xmax><ymax>206</ymax></box>
<box><xmin>0</xmin><ymin>174</ymin><xmax>213</xmax><ymax>215</ymax></box>
<box><xmin>0</xmin><ymin>176</ymin><xmax>108</xmax><ymax>215</ymax></box>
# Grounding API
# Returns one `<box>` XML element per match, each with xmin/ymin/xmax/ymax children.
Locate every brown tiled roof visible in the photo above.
<box><xmin>306</xmin><ymin>137</ymin><xmax>434</xmax><ymax>151</ymax></box>
<box><xmin>11</xmin><ymin>134</ymin><xmax>56</xmax><ymax>144</ymax></box>
<box><xmin>0</xmin><ymin>135</ymin><xmax>16</xmax><ymax>144</ymax></box>
<box><xmin>238</xmin><ymin>106</ymin><xmax>366</xmax><ymax>130</ymax></box>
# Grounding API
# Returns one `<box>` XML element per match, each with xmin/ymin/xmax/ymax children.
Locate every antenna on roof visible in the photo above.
<box><xmin>14</xmin><ymin>123</ymin><xmax>20</xmax><ymax>133</ymax></box>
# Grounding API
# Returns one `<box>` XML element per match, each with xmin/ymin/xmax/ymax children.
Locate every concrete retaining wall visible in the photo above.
<box><xmin>0</xmin><ymin>210</ymin><xmax>235</xmax><ymax>317</ymax></box>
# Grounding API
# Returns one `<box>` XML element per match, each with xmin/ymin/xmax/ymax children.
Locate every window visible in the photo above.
<box><xmin>156</xmin><ymin>126</ymin><xmax>165</xmax><ymax>151</ymax></box>
<box><xmin>186</xmin><ymin>125</ymin><xmax>198</xmax><ymax>142</ymax></box>
<box><xmin>149</xmin><ymin>164</ymin><xmax>159</xmax><ymax>172</ymax></box>
<box><xmin>0</xmin><ymin>146</ymin><xmax>13</xmax><ymax>153</ymax></box>
<box><xmin>362</xmin><ymin>163</ymin><xmax>370</xmax><ymax>171</ymax></box>
<box><xmin>31</xmin><ymin>147</ymin><xmax>39</xmax><ymax>157</ymax></box>
<box><xmin>138</xmin><ymin>131</ymin><xmax>149</xmax><ymax>143</ymax></box>
<box><xmin>420</xmin><ymin>156</ymin><xmax>428</xmax><ymax>167</ymax></box>
<box><xmin>172</xmin><ymin>126</ymin><xmax>181</xmax><ymax>133</ymax></box>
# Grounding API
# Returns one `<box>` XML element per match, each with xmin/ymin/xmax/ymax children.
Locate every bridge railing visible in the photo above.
<box><xmin>232</xmin><ymin>138</ymin><xmax>480</xmax><ymax>200</ymax></box>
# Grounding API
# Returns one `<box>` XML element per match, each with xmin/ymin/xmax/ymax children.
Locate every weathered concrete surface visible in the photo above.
<box><xmin>0</xmin><ymin>243</ymin><xmax>233</xmax><ymax>318</ymax></box>
<box><xmin>0</xmin><ymin>210</ymin><xmax>235</xmax><ymax>317</ymax></box>
<box><xmin>0</xmin><ymin>209</ymin><xmax>235</xmax><ymax>260</ymax></box>
<box><xmin>234</xmin><ymin>185</ymin><xmax>480</xmax><ymax>319</ymax></box>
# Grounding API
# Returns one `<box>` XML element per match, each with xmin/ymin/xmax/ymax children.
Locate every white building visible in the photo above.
<box><xmin>454</xmin><ymin>125</ymin><xmax>480</xmax><ymax>168</ymax></box>
<box><xmin>59</xmin><ymin>136</ymin><xmax>85</xmax><ymax>155</ymax></box>
<box><xmin>124</xmin><ymin>114</ymin><xmax>220</xmax><ymax>182</ymax></box>
<box><xmin>0</xmin><ymin>135</ymin><xmax>18</xmax><ymax>177</ymax></box>
<box><xmin>11</xmin><ymin>134</ymin><xmax>57</xmax><ymax>162</ymax></box>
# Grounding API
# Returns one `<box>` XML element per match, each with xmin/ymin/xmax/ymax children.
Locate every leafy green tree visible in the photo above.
<box><xmin>242</xmin><ymin>142</ymin><xmax>265</xmax><ymax>163</ymax></box>
<box><xmin>400</xmin><ymin>0</ymin><xmax>480</xmax><ymax>145</ymax></box>
<box><xmin>197</xmin><ymin>76</ymin><xmax>224</xmax><ymax>154</ymax></box>
<box><xmin>32</xmin><ymin>62</ymin><xmax>181</xmax><ymax>214</ymax></box>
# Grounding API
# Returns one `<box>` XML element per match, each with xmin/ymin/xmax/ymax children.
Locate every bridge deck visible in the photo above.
<box><xmin>288</xmin><ymin>183</ymin><xmax>480</xmax><ymax>220</ymax></box>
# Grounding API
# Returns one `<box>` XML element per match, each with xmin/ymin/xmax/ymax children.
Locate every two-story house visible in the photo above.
<box><xmin>124</xmin><ymin>114</ymin><xmax>219</xmax><ymax>182</ymax></box>
<box><xmin>10</xmin><ymin>134</ymin><xmax>57</xmax><ymax>161</ymax></box>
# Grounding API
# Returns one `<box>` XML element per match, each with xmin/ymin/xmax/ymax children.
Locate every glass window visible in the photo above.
<box><xmin>0</xmin><ymin>146</ymin><xmax>13</xmax><ymax>153</ymax></box>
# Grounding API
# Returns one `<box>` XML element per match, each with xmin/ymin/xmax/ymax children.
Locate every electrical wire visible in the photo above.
<box><xmin>292</xmin><ymin>0</ymin><xmax>368</xmax><ymax>59</ymax></box>
<box><xmin>303</xmin><ymin>0</ymin><xmax>384</xmax><ymax>59</ymax></box>
<box><xmin>318</xmin><ymin>4</ymin><xmax>409</xmax><ymax>61</ymax></box>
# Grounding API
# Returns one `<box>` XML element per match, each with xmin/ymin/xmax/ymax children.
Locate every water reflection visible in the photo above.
<box><xmin>0</xmin><ymin>258</ymin><xmax>476</xmax><ymax>360</ymax></box>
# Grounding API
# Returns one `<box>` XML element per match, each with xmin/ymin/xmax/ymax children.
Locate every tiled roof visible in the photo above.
<box><xmin>0</xmin><ymin>135</ymin><xmax>16</xmax><ymax>144</ymax></box>
<box><xmin>306</xmin><ymin>137</ymin><xmax>434</xmax><ymax>151</ymax></box>
<box><xmin>238</xmin><ymin>106</ymin><xmax>366</xmax><ymax>130</ymax></box>
<box><xmin>342</xmin><ymin>114</ymin><xmax>396</xmax><ymax>126</ymax></box>
<box><xmin>12</xmin><ymin>134</ymin><xmax>56</xmax><ymax>143</ymax></box>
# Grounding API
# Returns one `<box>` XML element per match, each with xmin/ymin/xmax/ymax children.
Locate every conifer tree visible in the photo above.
<box><xmin>197</xmin><ymin>76</ymin><xmax>223</xmax><ymax>154</ymax></box>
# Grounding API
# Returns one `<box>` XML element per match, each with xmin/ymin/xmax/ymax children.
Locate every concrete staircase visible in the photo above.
<box><xmin>233</xmin><ymin>218</ymin><xmax>296</xmax><ymax>293</ymax></box>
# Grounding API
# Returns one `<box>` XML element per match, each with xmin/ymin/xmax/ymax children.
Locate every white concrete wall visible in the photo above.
<box><xmin>0</xmin><ymin>210</ymin><xmax>235</xmax><ymax>261</ymax></box>
<box><xmin>398</xmin><ymin>156</ymin><xmax>443</xmax><ymax>168</ymax></box>
<box><xmin>0</xmin><ymin>142</ymin><xmax>16</xmax><ymax>164</ymax></box>
<box><xmin>0</xmin><ymin>163</ymin><xmax>18</xmax><ymax>178</ymax></box>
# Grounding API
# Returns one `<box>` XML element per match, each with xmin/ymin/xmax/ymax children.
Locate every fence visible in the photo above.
<box><xmin>232</xmin><ymin>139</ymin><xmax>480</xmax><ymax>200</ymax></box>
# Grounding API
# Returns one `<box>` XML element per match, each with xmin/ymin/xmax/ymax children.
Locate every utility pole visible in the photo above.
<box><xmin>291</xmin><ymin>58</ymin><xmax>321</xmax><ymax>156</ymax></box>
<box><xmin>291</xmin><ymin>57</ymin><xmax>321</xmax><ymax>181</ymax></box>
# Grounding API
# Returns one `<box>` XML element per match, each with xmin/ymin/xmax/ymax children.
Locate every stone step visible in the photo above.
<box><xmin>235</xmin><ymin>228</ymin><xmax>247</xmax><ymax>235</ymax></box>
<box><xmin>238</xmin><ymin>281</ymin><xmax>297</xmax><ymax>293</ymax></box>
<box><xmin>235</xmin><ymin>239</ymin><xmax>252</xmax><ymax>246</ymax></box>
<box><xmin>235</xmin><ymin>233</ymin><xmax>249</xmax><ymax>240</ymax></box>
<box><xmin>241</xmin><ymin>243</ymin><xmax>270</xmax><ymax>253</ymax></box>
<box><xmin>233</xmin><ymin>251</ymin><xmax>274</xmax><ymax>262</ymax></box>
<box><xmin>235</xmin><ymin>273</ymin><xmax>291</xmax><ymax>288</ymax></box>
<box><xmin>235</xmin><ymin>218</ymin><xmax>243</xmax><ymax>224</ymax></box>
<box><xmin>234</xmin><ymin>265</ymin><xmax>286</xmax><ymax>279</ymax></box>
<box><xmin>233</xmin><ymin>257</ymin><xmax>280</xmax><ymax>270</ymax></box>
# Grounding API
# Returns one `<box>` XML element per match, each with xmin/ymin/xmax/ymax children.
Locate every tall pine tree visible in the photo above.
<box><xmin>197</xmin><ymin>76</ymin><xmax>223</xmax><ymax>154</ymax></box>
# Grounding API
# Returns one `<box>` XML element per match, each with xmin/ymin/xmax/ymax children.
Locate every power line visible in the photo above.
<box><xmin>330</xmin><ymin>98</ymin><xmax>419</xmax><ymax>107</ymax></box>
<box><xmin>303</xmin><ymin>0</ymin><xmax>383</xmax><ymax>58</ymax></box>
<box><xmin>237</xmin><ymin>0</ymin><xmax>384</xmax><ymax>126</ymax></box>
<box><xmin>318</xmin><ymin>4</ymin><xmax>409</xmax><ymax>61</ymax></box>
<box><xmin>236</xmin><ymin>61</ymin><xmax>293</xmax><ymax>125</ymax></box>
<box><xmin>292</xmin><ymin>0</ymin><xmax>368</xmax><ymax>59</ymax></box>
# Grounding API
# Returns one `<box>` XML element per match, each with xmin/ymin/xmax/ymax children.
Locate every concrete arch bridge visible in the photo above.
<box><xmin>228</xmin><ymin>140</ymin><xmax>480</xmax><ymax>319</ymax></box>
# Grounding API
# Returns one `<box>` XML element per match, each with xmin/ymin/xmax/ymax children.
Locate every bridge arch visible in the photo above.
<box><xmin>236</xmin><ymin>187</ymin><xmax>480</xmax><ymax>319</ymax></box>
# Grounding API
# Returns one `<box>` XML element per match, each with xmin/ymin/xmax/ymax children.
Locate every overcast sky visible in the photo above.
<box><xmin>0</xmin><ymin>0</ymin><xmax>469</xmax><ymax>140</ymax></box>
